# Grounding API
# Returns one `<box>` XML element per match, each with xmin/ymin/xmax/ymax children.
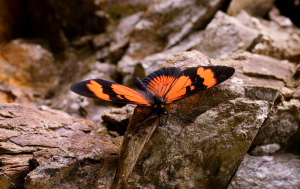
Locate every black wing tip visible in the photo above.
<box><xmin>214</xmin><ymin>66</ymin><xmax>235</xmax><ymax>83</ymax></box>
<box><xmin>223</xmin><ymin>66</ymin><xmax>235</xmax><ymax>77</ymax></box>
<box><xmin>70</xmin><ymin>79</ymin><xmax>97</xmax><ymax>98</ymax></box>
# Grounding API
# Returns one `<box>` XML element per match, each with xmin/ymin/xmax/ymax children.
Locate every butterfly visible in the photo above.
<box><xmin>70</xmin><ymin>66</ymin><xmax>235</xmax><ymax>120</ymax></box>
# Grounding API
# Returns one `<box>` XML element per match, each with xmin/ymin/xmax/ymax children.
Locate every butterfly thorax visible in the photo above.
<box><xmin>151</xmin><ymin>95</ymin><xmax>167</xmax><ymax>115</ymax></box>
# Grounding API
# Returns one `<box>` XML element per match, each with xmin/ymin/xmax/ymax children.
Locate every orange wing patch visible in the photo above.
<box><xmin>111</xmin><ymin>84</ymin><xmax>151</xmax><ymax>106</ymax></box>
<box><xmin>197</xmin><ymin>67</ymin><xmax>217</xmax><ymax>88</ymax></box>
<box><xmin>87</xmin><ymin>80</ymin><xmax>111</xmax><ymax>101</ymax></box>
<box><xmin>147</xmin><ymin>75</ymin><xmax>177</xmax><ymax>98</ymax></box>
<box><xmin>165</xmin><ymin>76</ymin><xmax>194</xmax><ymax>103</ymax></box>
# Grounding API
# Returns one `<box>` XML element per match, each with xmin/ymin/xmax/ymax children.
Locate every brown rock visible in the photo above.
<box><xmin>227</xmin><ymin>0</ymin><xmax>275</xmax><ymax>17</ymax></box>
<box><xmin>235</xmin><ymin>11</ymin><xmax>300</xmax><ymax>61</ymax></box>
<box><xmin>118</xmin><ymin>0</ymin><xmax>228</xmax><ymax>84</ymax></box>
<box><xmin>0</xmin><ymin>40</ymin><xmax>58</xmax><ymax>104</ymax></box>
<box><xmin>197</xmin><ymin>10</ymin><xmax>300</xmax><ymax>62</ymax></box>
<box><xmin>112</xmin><ymin>50</ymin><xmax>277</xmax><ymax>188</ymax></box>
<box><xmin>102</xmin><ymin>105</ymin><xmax>135</xmax><ymax>135</ymax></box>
<box><xmin>0</xmin><ymin>103</ymin><xmax>120</xmax><ymax>188</ymax></box>
<box><xmin>0</xmin><ymin>154</ymin><xmax>32</xmax><ymax>189</ymax></box>
<box><xmin>196</xmin><ymin>11</ymin><xmax>260</xmax><ymax>59</ymax></box>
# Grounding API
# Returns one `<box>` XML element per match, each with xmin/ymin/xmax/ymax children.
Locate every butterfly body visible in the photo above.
<box><xmin>71</xmin><ymin>66</ymin><xmax>235</xmax><ymax>116</ymax></box>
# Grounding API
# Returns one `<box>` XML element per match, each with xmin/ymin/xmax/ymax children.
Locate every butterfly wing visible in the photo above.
<box><xmin>143</xmin><ymin>66</ymin><xmax>235</xmax><ymax>104</ymax></box>
<box><xmin>142</xmin><ymin>67</ymin><xmax>184</xmax><ymax>99</ymax></box>
<box><xmin>165</xmin><ymin>66</ymin><xmax>235</xmax><ymax>103</ymax></box>
<box><xmin>70</xmin><ymin>79</ymin><xmax>152</xmax><ymax>106</ymax></box>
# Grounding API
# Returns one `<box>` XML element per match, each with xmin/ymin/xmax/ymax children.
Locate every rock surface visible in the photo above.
<box><xmin>0</xmin><ymin>0</ymin><xmax>299</xmax><ymax>188</ymax></box>
<box><xmin>112</xmin><ymin>50</ymin><xmax>279</xmax><ymax>188</ymax></box>
<box><xmin>228</xmin><ymin>154</ymin><xmax>300</xmax><ymax>188</ymax></box>
<box><xmin>0</xmin><ymin>103</ymin><xmax>120</xmax><ymax>189</ymax></box>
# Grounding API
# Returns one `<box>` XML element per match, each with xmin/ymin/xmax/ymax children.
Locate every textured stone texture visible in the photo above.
<box><xmin>0</xmin><ymin>0</ymin><xmax>299</xmax><ymax>188</ymax></box>
<box><xmin>0</xmin><ymin>103</ymin><xmax>120</xmax><ymax>189</ymax></box>
<box><xmin>228</xmin><ymin>154</ymin><xmax>300</xmax><ymax>189</ymax></box>
<box><xmin>227</xmin><ymin>0</ymin><xmax>275</xmax><ymax>17</ymax></box>
<box><xmin>112</xmin><ymin>51</ymin><xmax>277</xmax><ymax>188</ymax></box>
<box><xmin>0</xmin><ymin>40</ymin><xmax>58</xmax><ymax>104</ymax></box>
<box><xmin>117</xmin><ymin>0</ymin><xmax>228</xmax><ymax>85</ymax></box>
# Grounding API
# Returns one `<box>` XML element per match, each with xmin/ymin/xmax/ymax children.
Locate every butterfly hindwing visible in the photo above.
<box><xmin>70</xmin><ymin>79</ymin><xmax>152</xmax><ymax>106</ymax></box>
<box><xmin>171</xmin><ymin>65</ymin><xmax>235</xmax><ymax>101</ymax></box>
<box><xmin>142</xmin><ymin>66</ymin><xmax>235</xmax><ymax>104</ymax></box>
<box><xmin>142</xmin><ymin>67</ymin><xmax>184</xmax><ymax>99</ymax></box>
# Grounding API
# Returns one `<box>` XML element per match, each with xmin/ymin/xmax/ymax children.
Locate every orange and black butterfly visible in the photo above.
<box><xmin>70</xmin><ymin>66</ymin><xmax>235</xmax><ymax>116</ymax></box>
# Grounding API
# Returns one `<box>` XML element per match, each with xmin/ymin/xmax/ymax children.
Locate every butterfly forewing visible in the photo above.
<box><xmin>175</xmin><ymin>65</ymin><xmax>235</xmax><ymax>100</ymax></box>
<box><xmin>70</xmin><ymin>79</ymin><xmax>152</xmax><ymax>106</ymax></box>
<box><xmin>163</xmin><ymin>66</ymin><xmax>235</xmax><ymax>104</ymax></box>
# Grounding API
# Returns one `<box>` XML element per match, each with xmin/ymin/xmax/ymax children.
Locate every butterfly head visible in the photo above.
<box><xmin>150</xmin><ymin>95</ymin><xmax>168</xmax><ymax>115</ymax></box>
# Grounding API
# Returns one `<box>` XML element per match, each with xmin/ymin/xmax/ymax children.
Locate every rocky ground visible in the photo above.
<box><xmin>0</xmin><ymin>0</ymin><xmax>300</xmax><ymax>188</ymax></box>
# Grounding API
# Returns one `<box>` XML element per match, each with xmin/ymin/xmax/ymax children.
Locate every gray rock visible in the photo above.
<box><xmin>250</xmin><ymin>143</ymin><xmax>281</xmax><ymax>156</ymax></box>
<box><xmin>197</xmin><ymin>10</ymin><xmax>300</xmax><ymax>61</ymax></box>
<box><xmin>113</xmin><ymin>98</ymin><xmax>271</xmax><ymax>188</ymax></box>
<box><xmin>235</xmin><ymin>11</ymin><xmax>300</xmax><ymax>61</ymax></box>
<box><xmin>228</xmin><ymin>154</ymin><xmax>300</xmax><ymax>189</ymax></box>
<box><xmin>252</xmin><ymin>99</ymin><xmax>300</xmax><ymax>148</ymax></box>
<box><xmin>196</xmin><ymin>11</ymin><xmax>260</xmax><ymax>59</ymax></box>
<box><xmin>227</xmin><ymin>0</ymin><xmax>275</xmax><ymax>17</ymax></box>
<box><xmin>118</xmin><ymin>0</ymin><xmax>228</xmax><ymax>84</ymax></box>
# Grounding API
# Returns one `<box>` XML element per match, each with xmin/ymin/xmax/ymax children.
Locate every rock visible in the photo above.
<box><xmin>118</xmin><ymin>0</ymin><xmax>228</xmax><ymax>84</ymax></box>
<box><xmin>196</xmin><ymin>11</ymin><xmax>260</xmax><ymax>59</ymax></box>
<box><xmin>102</xmin><ymin>105</ymin><xmax>135</xmax><ymax>135</ymax></box>
<box><xmin>126</xmin><ymin>31</ymin><xmax>204</xmax><ymax>86</ymax></box>
<box><xmin>112</xmin><ymin>50</ymin><xmax>277</xmax><ymax>188</ymax></box>
<box><xmin>1</xmin><ymin>1</ymin><xmax>299</xmax><ymax>188</ymax></box>
<box><xmin>47</xmin><ymin>1</ymin><xmax>108</xmax><ymax>38</ymax></box>
<box><xmin>108</xmin><ymin>12</ymin><xmax>144</xmax><ymax>64</ymax></box>
<box><xmin>269</xmin><ymin>6</ymin><xmax>293</xmax><ymax>27</ymax></box>
<box><xmin>136</xmin><ymin>31</ymin><xmax>204</xmax><ymax>79</ymax></box>
<box><xmin>275</xmin><ymin>0</ymin><xmax>300</xmax><ymax>27</ymax></box>
<box><xmin>0</xmin><ymin>154</ymin><xmax>32</xmax><ymax>189</ymax></box>
<box><xmin>0</xmin><ymin>103</ymin><xmax>120</xmax><ymax>188</ymax></box>
<box><xmin>228</xmin><ymin>154</ymin><xmax>300</xmax><ymax>188</ymax></box>
<box><xmin>0</xmin><ymin>40</ymin><xmax>58</xmax><ymax>104</ymax></box>
<box><xmin>57</xmin><ymin>62</ymin><xmax>119</xmax><ymax>124</ymax></box>
<box><xmin>197</xmin><ymin>10</ymin><xmax>300</xmax><ymax>61</ymax></box>
<box><xmin>252</xmin><ymin>99</ymin><xmax>300</xmax><ymax>149</ymax></box>
<box><xmin>235</xmin><ymin>11</ymin><xmax>300</xmax><ymax>62</ymax></box>
<box><xmin>237</xmin><ymin>52</ymin><xmax>295</xmax><ymax>83</ymax></box>
<box><xmin>250</xmin><ymin>143</ymin><xmax>281</xmax><ymax>156</ymax></box>
<box><xmin>227</xmin><ymin>0</ymin><xmax>275</xmax><ymax>17</ymax></box>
